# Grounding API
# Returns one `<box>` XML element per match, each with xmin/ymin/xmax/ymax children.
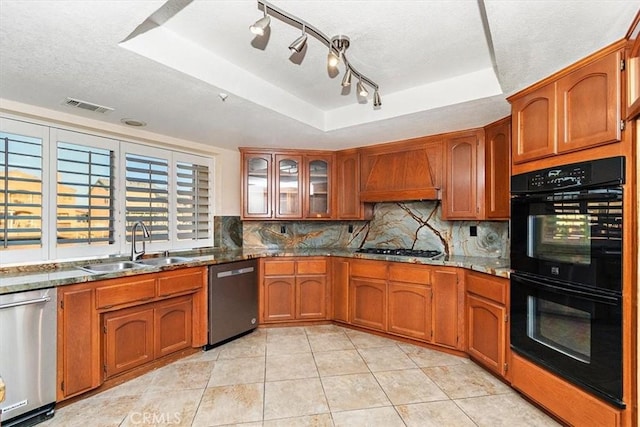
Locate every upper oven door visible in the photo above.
<box><xmin>511</xmin><ymin>187</ymin><xmax>623</xmax><ymax>292</ymax></box>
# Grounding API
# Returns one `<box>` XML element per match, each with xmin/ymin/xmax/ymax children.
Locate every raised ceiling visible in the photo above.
<box><xmin>0</xmin><ymin>1</ymin><xmax>638</xmax><ymax>151</ymax></box>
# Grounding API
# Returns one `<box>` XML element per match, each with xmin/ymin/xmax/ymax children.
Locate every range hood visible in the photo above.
<box><xmin>359</xmin><ymin>140</ymin><xmax>442</xmax><ymax>202</ymax></box>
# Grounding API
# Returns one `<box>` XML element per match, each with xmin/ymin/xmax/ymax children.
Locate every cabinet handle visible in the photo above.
<box><xmin>159</xmin><ymin>287</ymin><xmax>200</xmax><ymax>298</ymax></box>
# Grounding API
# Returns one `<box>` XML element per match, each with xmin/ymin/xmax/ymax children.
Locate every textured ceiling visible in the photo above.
<box><xmin>0</xmin><ymin>1</ymin><xmax>638</xmax><ymax>151</ymax></box>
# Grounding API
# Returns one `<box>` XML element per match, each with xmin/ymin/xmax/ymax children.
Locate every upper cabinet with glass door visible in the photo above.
<box><xmin>305</xmin><ymin>155</ymin><xmax>332</xmax><ymax>219</ymax></box>
<box><xmin>242</xmin><ymin>152</ymin><xmax>272</xmax><ymax>219</ymax></box>
<box><xmin>240</xmin><ymin>149</ymin><xmax>333</xmax><ymax>220</ymax></box>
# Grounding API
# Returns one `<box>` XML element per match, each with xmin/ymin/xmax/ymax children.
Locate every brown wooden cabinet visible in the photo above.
<box><xmin>556</xmin><ymin>50</ymin><xmax>622</xmax><ymax>153</ymax></box>
<box><xmin>331</xmin><ymin>257</ymin><xmax>350</xmax><ymax>322</ymax></box>
<box><xmin>511</xmin><ymin>84</ymin><xmax>557</xmax><ymax>164</ymax></box>
<box><xmin>626</xmin><ymin>13</ymin><xmax>640</xmax><ymax>119</ymax></box>
<box><xmin>305</xmin><ymin>154</ymin><xmax>333</xmax><ymax>219</ymax></box>
<box><xmin>465</xmin><ymin>270</ymin><xmax>509</xmax><ymax>377</ymax></box>
<box><xmin>57</xmin><ymin>284</ymin><xmax>101</xmax><ymax>400</ymax></box>
<box><xmin>334</xmin><ymin>149</ymin><xmax>372</xmax><ymax>220</ymax></box>
<box><xmin>510</xmin><ymin>47</ymin><xmax>623</xmax><ymax>165</ymax></box>
<box><xmin>432</xmin><ymin>268</ymin><xmax>462</xmax><ymax>349</ymax></box>
<box><xmin>263</xmin><ymin>277</ymin><xmax>296</xmax><ymax>322</ymax></box>
<box><xmin>349</xmin><ymin>259</ymin><xmax>388</xmax><ymax>331</ymax></box>
<box><xmin>103</xmin><ymin>305</ymin><xmax>155</xmax><ymax>378</ymax></box>
<box><xmin>388</xmin><ymin>263</ymin><xmax>432</xmax><ymax>341</ymax></box>
<box><xmin>442</xmin><ymin>130</ymin><xmax>483</xmax><ymax>220</ymax></box>
<box><xmin>483</xmin><ymin>117</ymin><xmax>511</xmax><ymax>219</ymax></box>
<box><xmin>350</xmin><ymin>278</ymin><xmax>387</xmax><ymax>331</ymax></box>
<box><xmin>240</xmin><ymin>149</ymin><xmax>336</xmax><ymax>220</ymax></box>
<box><xmin>155</xmin><ymin>296</ymin><xmax>193</xmax><ymax>358</ymax></box>
<box><xmin>241</xmin><ymin>151</ymin><xmax>273</xmax><ymax>219</ymax></box>
<box><xmin>57</xmin><ymin>267</ymin><xmax>207</xmax><ymax>400</ymax></box>
<box><xmin>261</xmin><ymin>257</ymin><xmax>328</xmax><ymax>323</ymax></box>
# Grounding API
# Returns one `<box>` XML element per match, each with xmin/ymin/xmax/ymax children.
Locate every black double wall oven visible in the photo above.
<box><xmin>510</xmin><ymin>156</ymin><xmax>625</xmax><ymax>408</ymax></box>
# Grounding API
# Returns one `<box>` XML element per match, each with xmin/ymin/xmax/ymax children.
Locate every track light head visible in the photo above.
<box><xmin>373</xmin><ymin>90</ymin><xmax>381</xmax><ymax>107</ymax></box>
<box><xmin>357</xmin><ymin>79</ymin><xmax>368</xmax><ymax>97</ymax></box>
<box><xmin>327</xmin><ymin>50</ymin><xmax>340</xmax><ymax>68</ymax></box>
<box><xmin>289</xmin><ymin>26</ymin><xmax>307</xmax><ymax>53</ymax></box>
<box><xmin>250</xmin><ymin>12</ymin><xmax>270</xmax><ymax>35</ymax></box>
<box><xmin>341</xmin><ymin>68</ymin><xmax>352</xmax><ymax>87</ymax></box>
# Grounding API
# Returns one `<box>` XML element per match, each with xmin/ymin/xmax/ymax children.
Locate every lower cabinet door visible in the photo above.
<box><xmin>350</xmin><ymin>278</ymin><xmax>387</xmax><ymax>331</ymax></box>
<box><xmin>388</xmin><ymin>282</ymin><xmax>432</xmax><ymax>341</ymax></box>
<box><xmin>432</xmin><ymin>269</ymin><xmax>460</xmax><ymax>348</ymax></box>
<box><xmin>263</xmin><ymin>277</ymin><xmax>295</xmax><ymax>322</ymax></box>
<box><xmin>103</xmin><ymin>306</ymin><xmax>154</xmax><ymax>378</ymax></box>
<box><xmin>467</xmin><ymin>293</ymin><xmax>506</xmax><ymax>376</ymax></box>
<box><xmin>155</xmin><ymin>297</ymin><xmax>193</xmax><ymax>358</ymax></box>
<box><xmin>296</xmin><ymin>275</ymin><xmax>327</xmax><ymax>319</ymax></box>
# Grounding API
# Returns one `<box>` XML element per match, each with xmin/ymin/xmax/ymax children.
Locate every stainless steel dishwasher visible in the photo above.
<box><xmin>205</xmin><ymin>259</ymin><xmax>258</xmax><ymax>349</ymax></box>
<box><xmin>0</xmin><ymin>288</ymin><xmax>56</xmax><ymax>426</ymax></box>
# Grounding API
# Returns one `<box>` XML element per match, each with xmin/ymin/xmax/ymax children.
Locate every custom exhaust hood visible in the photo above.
<box><xmin>359</xmin><ymin>139</ymin><xmax>442</xmax><ymax>202</ymax></box>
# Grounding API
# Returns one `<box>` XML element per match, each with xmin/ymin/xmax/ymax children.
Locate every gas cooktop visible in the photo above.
<box><xmin>355</xmin><ymin>248</ymin><xmax>443</xmax><ymax>259</ymax></box>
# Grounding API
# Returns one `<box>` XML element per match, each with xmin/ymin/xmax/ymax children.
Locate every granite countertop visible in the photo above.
<box><xmin>0</xmin><ymin>248</ymin><xmax>510</xmax><ymax>295</ymax></box>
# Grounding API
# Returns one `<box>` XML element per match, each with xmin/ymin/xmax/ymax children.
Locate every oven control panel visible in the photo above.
<box><xmin>511</xmin><ymin>156</ymin><xmax>625</xmax><ymax>194</ymax></box>
<box><xmin>528</xmin><ymin>165</ymin><xmax>589</xmax><ymax>190</ymax></box>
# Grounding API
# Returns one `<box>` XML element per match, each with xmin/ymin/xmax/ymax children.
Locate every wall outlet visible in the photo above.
<box><xmin>348</xmin><ymin>224</ymin><xmax>354</xmax><ymax>233</ymax></box>
<box><xmin>280</xmin><ymin>225</ymin><xmax>286</xmax><ymax>234</ymax></box>
<box><xmin>470</xmin><ymin>225</ymin><xmax>478</xmax><ymax>237</ymax></box>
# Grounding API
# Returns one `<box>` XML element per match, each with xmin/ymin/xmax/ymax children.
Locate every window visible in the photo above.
<box><xmin>0</xmin><ymin>118</ymin><xmax>48</xmax><ymax>263</ymax></box>
<box><xmin>174</xmin><ymin>153</ymin><xmax>212</xmax><ymax>247</ymax></box>
<box><xmin>55</xmin><ymin>132</ymin><xmax>115</xmax><ymax>249</ymax></box>
<box><xmin>0</xmin><ymin>116</ymin><xmax>214</xmax><ymax>264</ymax></box>
<box><xmin>124</xmin><ymin>147</ymin><xmax>170</xmax><ymax>244</ymax></box>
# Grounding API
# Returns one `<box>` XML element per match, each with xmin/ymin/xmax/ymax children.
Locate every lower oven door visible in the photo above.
<box><xmin>510</xmin><ymin>273</ymin><xmax>624</xmax><ymax>408</ymax></box>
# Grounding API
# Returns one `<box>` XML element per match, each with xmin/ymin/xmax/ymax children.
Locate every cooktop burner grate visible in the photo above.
<box><xmin>355</xmin><ymin>248</ymin><xmax>443</xmax><ymax>259</ymax></box>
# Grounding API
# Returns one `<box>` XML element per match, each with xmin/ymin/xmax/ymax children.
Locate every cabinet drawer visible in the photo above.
<box><xmin>466</xmin><ymin>272</ymin><xmax>507</xmax><ymax>304</ymax></box>
<box><xmin>96</xmin><ymin>277</ymin><xmax>156</xmax><ymax>309</ymax></box>
<box><xmin>297</xmin><ymin>259</ymin><xmax>326</xmax><ymax>274</ymax></box>
<box><xmin>157</xmin><ymin>269</ymin><xmax>203</xmax><ymax>298</ymax></box>
<box><xmin>350</xmin><ymin>259</ymin><xmax>387</xmax><ymax>279</ymax></box>
<box><xmin>263</xmin><ymin>260</ymin><xmax>296</xmax><ymax>276</ymax></box>
<box><xmin>388</xmin><ymin>264</ymin><xmax>430</xmax><ymax>285</ymax></box>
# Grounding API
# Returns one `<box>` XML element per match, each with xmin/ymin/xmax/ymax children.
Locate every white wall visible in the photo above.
<box><xmin>0</xmin><ymin>98</ymin><xmax>241</xmax><ymax>216</ymax></box>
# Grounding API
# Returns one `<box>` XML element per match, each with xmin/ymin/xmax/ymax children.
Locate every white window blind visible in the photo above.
<box><xmin>0</xmin><ymin>129</ymin><xmax>43</xmax><ymax>250</ymax></box>
<box><xmin>176</xmin><ymin>161</ymin><xmax>211</xmax><ymax>241</ymax></box>
<box><xmin>125</xmin><ymin>152</ymin><xmax>169</xmax><ymax>242</ymax></box>
<box><xmin>56</xmin><ymin>141</ymin><xmax>114</xmax><ymax>246</ymax></box>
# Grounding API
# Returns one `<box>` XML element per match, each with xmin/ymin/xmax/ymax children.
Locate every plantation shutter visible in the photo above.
<box><xmin>176</xmin><ymin>161</ymin><xmax>211</xmax><ymax>240</ymax></box>
<box><xmin>125</xmin><ymin>152</ymin><xmax>169</xmax><ymax>242</ymax></box>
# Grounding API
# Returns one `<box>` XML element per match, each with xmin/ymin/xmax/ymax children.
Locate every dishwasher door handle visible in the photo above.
<box><xmin>216</xmin><ymin>267</ymin><xmax>255</xmax><ymax>278</ymax></box>
<box><xmin>0</xmin><ymin>296</ymin><xmax>51</xmax><ymax>310</ymax></box>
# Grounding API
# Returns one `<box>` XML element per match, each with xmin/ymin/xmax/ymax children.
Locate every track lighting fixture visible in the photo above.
<box><xmin>357</xmin><ymin>79</ymin><xmax>368</xmax><ymax>97</ymax></box>
<box><xmin>249</xmin><ymin>5</ymin><xmax>270</xmax><ymax>36</ymax></box>
<box><xmin>373</xmin><ymin>89</ymin><xmax>382</xmax><ymax>107</ymax></box>
<box><xmin>341</xmin><ymin>68</ymin><xmax>352</xmax><ymax>87</ymax></box>
<box><xmin>289</xmin><ymin>24</ymin><xmax>307</xmax><ymax>53</ymax></box>
<box><xmin>250</xmin><ymin>0</ymin><xmax>381</xmax><ymax>109</ymax></box>
<box><xmin>327</xmin><ymin>49</ymin><xmax>339</xmax><ymax>68</ymax></box>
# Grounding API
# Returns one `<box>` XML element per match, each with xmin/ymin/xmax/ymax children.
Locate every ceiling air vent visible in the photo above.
<box><xmin>62</xmin><ymin>97</ymin><xmax>114</xmax><ymax>114</ymax></box>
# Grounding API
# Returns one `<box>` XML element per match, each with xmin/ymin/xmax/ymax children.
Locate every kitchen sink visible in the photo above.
<box><xmin>135</xmin><ymin>256</ymin><xmax>192</xmax><ymax>266</ymax></box>
<box><xmin>79</xmin><ymin>261</ymin><xmax>148</xmax><ymax>274</ymax></box>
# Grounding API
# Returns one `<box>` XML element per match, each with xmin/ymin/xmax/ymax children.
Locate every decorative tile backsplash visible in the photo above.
<box><xmin>232</xmin><ymin>201</ymin><xmax>509</xmax><ymax>258</ymax></box>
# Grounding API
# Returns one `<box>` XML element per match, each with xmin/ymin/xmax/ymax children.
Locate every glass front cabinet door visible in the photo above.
<box><xmin>275</xmin><ymin>154</ymin><xmax>302</xmax><ymax>218</ymax></box>
<box><xmin>241</xmin><ymin>150</ymin><xmax>333</xmax><ymax>220</ymax></box>
<box><xmin>243</xmin><ymin>153</ymin><xmax>272</xmax><ymax>218</ymax></box>
<box><xmin>305</xmin><ymin>156</ymin><xmax>332</xmax><ymax>218</ymax></box>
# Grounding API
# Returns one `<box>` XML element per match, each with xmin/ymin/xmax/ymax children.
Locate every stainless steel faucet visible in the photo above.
<box><xmin>130</xmin><ymin>221</ymin><xmax>150</xmax><ymax>261</ymax></box>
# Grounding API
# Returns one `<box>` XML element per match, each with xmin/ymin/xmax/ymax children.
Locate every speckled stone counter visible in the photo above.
<box><xmin>0</xmin><ymin>248</ymin><xmax>509</xmax><ymax>295</ymax></box>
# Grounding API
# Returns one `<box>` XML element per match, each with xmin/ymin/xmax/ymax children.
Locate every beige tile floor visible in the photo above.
<box><xmin>42</xmin><ymin>325</ymin><xmax>561</xmax><ymax>426</ymax></box>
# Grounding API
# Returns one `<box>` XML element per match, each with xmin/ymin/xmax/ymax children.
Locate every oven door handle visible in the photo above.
<box><xmin>511</xmin><ymin>273</ymin><xmax>621</xmax><ymax>305</ymax></box>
